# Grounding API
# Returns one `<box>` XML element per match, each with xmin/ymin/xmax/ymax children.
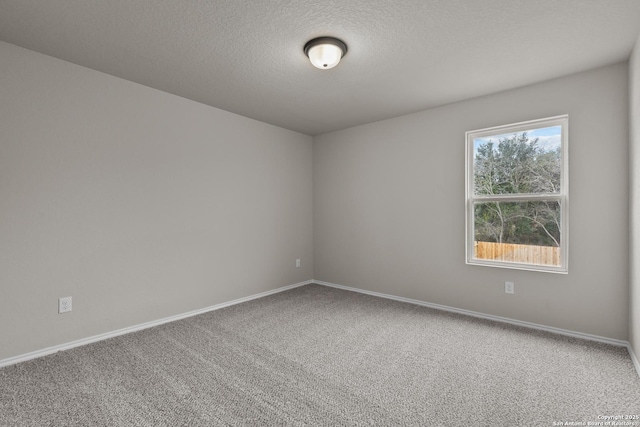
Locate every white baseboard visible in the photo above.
<box><xmin>0</xmin><ymin>280</ymin><xmax>313</xmax><ymax>368</ymax></box>
<box><xmin>313</xmin><ymin>280</ymin><xmax>630</xmax><ymax>348</ymax></box>
<box><xmin>629</xmin><ymin>344</ymin><xmax>640</xmax><ymax>379</ymax></box>
<box><xmin>4</xmin><ymin>278</ymin><xmax>639</xmax><ymax>380</ymax></box>
<box><xmin>315</xmin><ymin>280</ymin><xmax>640</xmax><ymax>379</ymax></box>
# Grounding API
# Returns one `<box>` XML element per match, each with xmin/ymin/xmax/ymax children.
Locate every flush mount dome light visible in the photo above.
<box><xmin>304</xmin><ymin>37</ymin><xmax>347</xmax><ymax>69</ymax></box>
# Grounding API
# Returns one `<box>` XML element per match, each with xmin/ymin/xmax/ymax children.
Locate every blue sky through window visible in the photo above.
<box><xmin>474</xmin><ymin>125</ymin><xmax>561</xmax><ymax>154</ymax></box>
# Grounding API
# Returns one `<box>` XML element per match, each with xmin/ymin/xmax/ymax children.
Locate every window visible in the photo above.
<box><xmin>465</xmin><ymin>115</ymin><xmax>568</xmax><ymax>273</ymax></box>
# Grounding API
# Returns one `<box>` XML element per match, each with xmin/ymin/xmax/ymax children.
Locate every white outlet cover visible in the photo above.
<box><xmin>59</xmin><ymin>296</ymin><xmax>72</xmax><ymax>313</ymax></box>
<box><xmin>505</xmin><ymin>282</ymin><xmax>515</xmax><ymax>294</ymax></box>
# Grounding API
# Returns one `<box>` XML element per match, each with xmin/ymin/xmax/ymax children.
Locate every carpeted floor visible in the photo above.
<box><xmin>1</xmin><ymin>284</ymin><xmax>639</xmax><ymax>426</ymax></box>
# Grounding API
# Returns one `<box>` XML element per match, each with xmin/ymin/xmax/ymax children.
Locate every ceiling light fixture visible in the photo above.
<box><xmin>304</xmin><ymin>37</ymin><xmax>348</xmax><ymax>70</ymax></box>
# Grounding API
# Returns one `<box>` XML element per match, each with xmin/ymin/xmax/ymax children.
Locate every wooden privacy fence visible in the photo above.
<box><xmin>474</xmin><ymin>241</ymin><xmax>560</xmax><ymax>266</ymax></box>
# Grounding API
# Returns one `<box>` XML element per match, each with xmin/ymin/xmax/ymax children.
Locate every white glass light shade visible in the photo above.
<box><xmin>304</xmin><ymin>37</ymin><xmax>347</xmax><ymax>70</ymax></box>
<box><xmin>307</xmin><ymin>43</ymin><xmax>343</xmax><ymax>69</ymax></box>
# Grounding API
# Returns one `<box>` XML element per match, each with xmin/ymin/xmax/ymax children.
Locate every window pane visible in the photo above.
<box><xmin>473</xmin><ymin>126</ymin><xmax>561</xmax><ymax>196</ymax></box>
<box><xmin>473</xmin><ymin>200</ymin><xmax>561</xmax><ymax>266</ymax></box>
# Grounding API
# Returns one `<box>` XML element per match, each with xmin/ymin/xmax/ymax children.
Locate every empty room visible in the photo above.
<box><xmin>1</xmin><ymin>1</ymin><xmax>640</xmax><ymax>425</ymax></box>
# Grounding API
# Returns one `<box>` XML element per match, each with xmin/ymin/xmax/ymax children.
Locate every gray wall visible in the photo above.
<box><xmin>1</xmin><ymin>37</ymin><xmax>635</xmax><ymax>362</ymax></box>
<box><xmin>0</xmin><ymin>41</ymin><xmax>314</xmax><ymax>361</ymax></box>
<box><xmin>630</xmin><ymin>34</ymin><xmax>640</xmax><ymax>356</ymax></box>
<box><xmin>314</xmin><ymin>63</ymin><xmax>629</xmax><ymax>340</ymax></box>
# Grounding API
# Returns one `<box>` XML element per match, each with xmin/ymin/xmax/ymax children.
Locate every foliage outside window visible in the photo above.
<box><xmin>465</xmin><ymin>116</ymin><xmax>568</xmax><ymax>273</ymax></box>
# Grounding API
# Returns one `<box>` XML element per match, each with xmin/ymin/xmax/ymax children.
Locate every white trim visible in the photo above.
<box><xmin>313</xmin><ymin>280</ymin><xmax>629</xmax><ymax>348</ymax></box>
<box><xmin>0</xmin><ymin>280</ymin><xmax>313</xmax><ymax>368</ymax></box>
<box><xmin>4</xmin><ymin>279</ymin><xmax>638</xmax><ymax>380</ymax></box>
<box><xmin>465</xmin><ymin>114</ymin><xmax>569</xmax><ymax>274</ymax></box>
<box><xmin>628</xmin><ymin>344</ymin><xmax>640</xmax><ymax>379</ymax></box>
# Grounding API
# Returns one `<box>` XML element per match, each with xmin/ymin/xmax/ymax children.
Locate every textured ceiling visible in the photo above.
<box><xmin>1</xmin><ymin>0</ymin><xmax>640</xmax><ymax>136</ymax></box>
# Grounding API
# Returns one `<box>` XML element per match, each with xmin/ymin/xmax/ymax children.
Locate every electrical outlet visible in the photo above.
<box><xmin>59</xmin><ymin>296</ymin><xmax>72</xmax><ymax>313</ymax></box>
<box><xmin>296</xmin><ymin>259</ymin><xmax>301</xmax><ymax>268</ymax></box>
<box><xmin>505</xmin><ymin>282</ymin><xmax>515</xmax><ymax>294</ymax></box>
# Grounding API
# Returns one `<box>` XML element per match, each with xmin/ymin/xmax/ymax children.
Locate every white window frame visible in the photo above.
<box><xmin>465</xmin><ymin>115</ymin><xmax>569</xmax><ymax>274</ymax></box>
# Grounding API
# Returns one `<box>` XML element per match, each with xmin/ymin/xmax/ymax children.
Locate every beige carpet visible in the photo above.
<box><xmin>1</xmin><ymin>284</ymin><xmax>639</xmax><ymax>426</ymax></box>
